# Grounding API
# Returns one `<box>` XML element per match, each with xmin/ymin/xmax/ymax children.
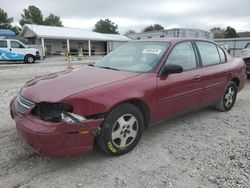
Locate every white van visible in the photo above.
<box><xmin>0</xmin><ymin>38</ymin><xmax>40</xmax><ymax>63</ymax></box>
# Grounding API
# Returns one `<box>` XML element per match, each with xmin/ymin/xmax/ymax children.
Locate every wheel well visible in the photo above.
<box><xmin>111</xmin><ymin>99</ymin><xmax>150</xmax><ymax>128</ymax></box>
<box><xmin>129</xmin><ymin>100</ymin><xmax>150</xmax><ymax>128</ymax></box>
<box><xmin>231</xmin><ymin>77</ymin><xmax>240</xmax><ymax>88</ymax></box>
<box><xmin>25</xmin><ymin>54</ymin><xmax>34</xmax><ymax>58</ymax></box>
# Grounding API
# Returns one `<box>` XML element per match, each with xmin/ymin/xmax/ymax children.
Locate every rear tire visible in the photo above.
<box><xmin>24</xmin><ymin>55</ymin><xmax>35</xmax><ymax>63</ymax></box>
<box><xmin>215</xmin><ymin>81</ymin><xmax>237</xmax><ymax>112</ymax></box>
<box><xmin>97</xmin><ymin>103</ymin><xmax>144</xmax><ymax>156</ymax></box>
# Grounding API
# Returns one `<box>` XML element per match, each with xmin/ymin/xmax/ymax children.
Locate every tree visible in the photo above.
<box><xmin>19</xmin><ymin>6</ymin><xmax>44</xmax><ymax>26</ymax></box>
<box><xmin>0</xmin><ymin>8</ymin><xmax>21</xmax><ymax>35</ymax></box>
<box><xmin>11</xmin><ymin>25</ymin><xmax>22</xmax><ymax>35</ymax></box>
<box><xmin>143</xmin><ymin>24</ymin><xmax>164</xmax><ymax>32</ymax></box>
<box><xmin>93</xmin><ymin>19</ymin><xmax>119</xmax><ymax>34</ymax></box>
<box><xmin>224</xmin><ymin>26</ymin><xmax>238</xmax><ymax>38</ymax></box>
<box><xmin>210</xmin><ymin>26</ymin><xmax>238</xmax><ymax>38</ymax></box>
<box><xmin>153</xmin><ymin>24</ymin><xmax>164</xmax><ymax>31</ymax></box>
<box><xmin>0</xmin><ymin>8</ymin><xmax>13</xmax><ymax>29</ymax></box>
<box><xmin>19</xmin><ymin>6</ymin><xmax>63</xmax><ymax>27</ymax></box>
<box><xmin>44</xmin><ymin>14</ymin><xmax>63</xmax><ymax>27</ymax></box>
<box><xmin>210</xmin><ymin>27</ymin><xmax>225</xmax><ymax>38</ymax></box>
<box><xmin>125</xmin><ymin>30</ymin><xmax>136</xmax><ymax>35</ymax></box>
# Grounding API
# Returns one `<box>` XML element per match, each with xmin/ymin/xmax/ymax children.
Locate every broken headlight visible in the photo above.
<box><xmin>61</xmin><ymin>111</ymin><xmax>87</xmax><ymax>124</ymax></box>
<box><xmin>32</xmin><ymin>102</ymin><xmax>73</xmax><ymax>122</ymax></box>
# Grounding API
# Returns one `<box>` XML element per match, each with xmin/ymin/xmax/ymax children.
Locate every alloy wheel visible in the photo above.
<box><xmin>224</xmin><ymin>86</ymin><xmax>236</xmax><ymax>108</ymax></box>
<box><xmin>111</xmin><ymin>114</ymin><xmax>138</xmax><ymax>149</ymax></box>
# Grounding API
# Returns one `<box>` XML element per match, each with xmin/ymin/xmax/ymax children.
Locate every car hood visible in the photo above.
<box><xmin>21</xmin><ymin>66</ymin><xmax>140</xmax><ymax>103</ymax></box>
<box><xmin>26</xmin><ymin>48</ymin><xmax>38</xmax><ymax>51</ymax></box>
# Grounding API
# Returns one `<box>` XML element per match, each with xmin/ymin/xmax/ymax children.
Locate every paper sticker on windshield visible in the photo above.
<box><xmin>142</xmin><ymin>49</ymin><xmax>162</xmax><ymax>55</ymax></box>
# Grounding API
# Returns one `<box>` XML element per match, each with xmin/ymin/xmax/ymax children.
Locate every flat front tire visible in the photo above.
<box><xmin>215</xmin><ymin>81</ymin><xmax>237</xmax><ymax>111</ymax></box>
<box><xmin>97</xmin><ymin>103</ymin><xmax>144</xmax><ymax>156</ymax></box>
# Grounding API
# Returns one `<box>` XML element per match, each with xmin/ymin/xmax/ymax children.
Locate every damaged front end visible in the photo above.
<box><xmin>31</xmin><ymin>102</ymin><xmax>73</xmax><ymax>122</ymax></box>
<box><xmin>31</xmin><ymin>102</ymin><xmax>103</xmax><ymax>135</ymax></box>
<box><xmin>11</xmin><ymin>95</ymin><xmax>104</xmax><ymax>157</ymax></box>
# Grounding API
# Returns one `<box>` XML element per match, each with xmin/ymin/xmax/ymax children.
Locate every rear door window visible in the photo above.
<box><xmin>196</xmin><ymin>41</ymin><xmax>220</xmax><ymax>66</ymax></box>
<box><xmin>0</xmin><ymin>40</ymin><xmax>7</xmax><ymax>48</ymax></box>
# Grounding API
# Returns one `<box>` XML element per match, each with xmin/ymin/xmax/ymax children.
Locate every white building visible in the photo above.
<box><xmin>20</xmin><ymin>24</ymin><xmax>131</xmax><ymax>57</ymax></box>
<box><xmin>128</xmin><ymin>28</ymin><xmax>213</xmax><ymax>40</ymax></box>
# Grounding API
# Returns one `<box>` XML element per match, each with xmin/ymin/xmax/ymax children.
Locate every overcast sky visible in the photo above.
<box><xmin>2</xmin><ymin>0</ymin><xmax>250</xmax><ymax>33</ymax></box>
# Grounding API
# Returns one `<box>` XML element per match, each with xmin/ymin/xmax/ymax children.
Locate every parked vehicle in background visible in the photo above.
<box><xmin>239</xmin><ymin>42</ymin><xmax>250</xmax><ymax>77</ymax></box>
<box><xmin>10</xmin><ymin>38</ymin><xmax>247</xmax><ymax>157</ymax></box>
<box><xmin>0</xmin><ymin>38</ymin><xmax>40</xmax><ymax>63</ymax></box>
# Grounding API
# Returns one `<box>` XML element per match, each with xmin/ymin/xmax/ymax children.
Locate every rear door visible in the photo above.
<box><xmin>0</xmin><ymin>40</ymin><xmax>10</xmax><ymax>60</ymax></box>
<box><xmin>195</xmin><ymin>41</ymin><xmax>230</xmax><ymax>105</ymax></box>
<box><xmin>156</xmin><ymin>41</ymin><xmax>203</xmax><ymax>120</ymax></box>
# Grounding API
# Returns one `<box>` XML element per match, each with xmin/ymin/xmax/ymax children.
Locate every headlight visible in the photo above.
<box><xmin>32</xmin><ymin>102</ymin><xmax>73</xmax><ymax>122</ymax></box>
<box><xmin>61</xmin><ymin>112</ymin><xmax>86</xmax><ymax>124</ymax></box>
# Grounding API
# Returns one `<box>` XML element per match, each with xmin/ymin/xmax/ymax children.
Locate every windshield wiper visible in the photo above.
<box><xmin>98</xmin><ymin>66</ymin><xmax>120</xmax><ymax>71</ymax></box>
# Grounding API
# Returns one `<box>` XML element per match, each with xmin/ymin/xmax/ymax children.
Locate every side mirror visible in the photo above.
<box><xmin>162</xmin><ymin>64</ymin><xmax>183</xmax><ymax>75</ymax></box>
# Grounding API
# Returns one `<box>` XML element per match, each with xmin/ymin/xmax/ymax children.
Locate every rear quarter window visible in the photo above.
<box><xmin>196</xmin><ymin>41</ymin><xmax>220</xmax><ymax>66</ymax></box>
<box><xmin>217</xmin><ymin>47</ymin><xmax>226</xmax><ymax>63</ymax></box>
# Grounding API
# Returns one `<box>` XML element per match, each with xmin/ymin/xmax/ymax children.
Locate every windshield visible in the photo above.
<box><xmin>95</xmin><ymin>42</ymin><xmax>170</xmax><ymax>73</ymax></box>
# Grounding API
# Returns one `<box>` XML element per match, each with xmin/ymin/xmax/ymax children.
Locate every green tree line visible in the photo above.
<box><xmin>0</xmin><ymin>5</ymin><xmax>241</xmax><ymax>37</ymax></box>
<box><xmin>0</xmin><ymin>6</ymin><xmax>63</xmax><ymax>34</ymax></box>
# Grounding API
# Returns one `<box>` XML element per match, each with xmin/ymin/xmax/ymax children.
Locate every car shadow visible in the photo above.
<box><xmin>47</xmin><ymin>106</ymin><xmax>215</xmax><ymax>164</ymax></box>
<box><xmin>1</xmin><ymin>105</ymin><xmax>228</xmax><ymax>186</ymax></box>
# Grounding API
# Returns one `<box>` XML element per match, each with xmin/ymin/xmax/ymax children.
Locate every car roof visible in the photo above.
<box><xmin>129</xmin><ymin>37</ymin><xmax>213</xmax><ymax>44</ymax></box>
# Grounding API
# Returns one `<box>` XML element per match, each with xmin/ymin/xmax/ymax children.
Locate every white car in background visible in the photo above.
<box><xmin>240</xmin><ymin>42</ymin><xmax>250</xmax><ymax>77</ymax></box>
<box><xmin>0</xmin><ymin>38</ymin><xmax>40</xmax><ymax>63</ymax></box>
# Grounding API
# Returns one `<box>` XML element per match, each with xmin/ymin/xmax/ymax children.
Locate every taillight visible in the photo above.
<box><xmin>36</xmin><ymin>51</ymin><xmax>39</xmax><ymax>55</ymax></box>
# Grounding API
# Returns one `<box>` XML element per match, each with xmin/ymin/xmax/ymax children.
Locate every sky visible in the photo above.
<box><xmin>1</xmin><ymin>0</ymin><xmax>250</xmax><ymax>34</ymax></box>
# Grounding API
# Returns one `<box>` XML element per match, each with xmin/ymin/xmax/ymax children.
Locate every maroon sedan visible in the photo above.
<box><xmin>10</xmin><ymin>38</ymin><xmax>246</xmax><ymax>157</ymax></box>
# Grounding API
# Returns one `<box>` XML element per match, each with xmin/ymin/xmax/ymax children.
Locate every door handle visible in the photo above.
<box><xmin>193</xmin><ymin>75</ymin><xmax>201</xmax><ymax>80</ymax></box>
<box><xmin>224</xmin><ymin>69</ymin><xmax>229</xmax><ymax>74</ymax></box>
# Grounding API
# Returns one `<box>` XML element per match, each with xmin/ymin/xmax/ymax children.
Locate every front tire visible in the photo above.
<box><xmin>215</xmin><ymin>81</ymin><xmax>237</xmax><ymax>111</ymax></box>
<box><xmin>97</xmin><ymin>103</ymin><xmax>144</xmax><ymax>156</ymax></box>
<box><xmin>24</xmin><ymin>55</ymin><xmax>35</xmax><ymax>63</ymax></box>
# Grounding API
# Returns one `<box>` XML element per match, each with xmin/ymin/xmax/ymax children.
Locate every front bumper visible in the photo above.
<box><xmin>35</xmin><ymin>55</ymin><xmax>41</xmax><ymax>60</ymax></box>
<box><xmin>10</xmin><ymin>99</ymin><xmax>103</xmax><ymax>157</ymax></box>
<box><xmin>243</xmin><ymin>58</ymin><xmax>250</xmax><ymax>75</ymax></box>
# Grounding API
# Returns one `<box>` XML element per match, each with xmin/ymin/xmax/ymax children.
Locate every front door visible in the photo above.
<box><xmin>156</xmin><ymin>41</ymin><xmax>203</xmax><ymax>121</ymax></box>
<box><xmin>9</xmin><ymin>40</ymin><xmax>26</xmax><ymax>60</ymax></box>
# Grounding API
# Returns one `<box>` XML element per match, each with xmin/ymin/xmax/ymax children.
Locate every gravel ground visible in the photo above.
<box><xmin>0</xmin><ymin>57</ymin><xmax>249</xmax><ymax>188</ymax></box>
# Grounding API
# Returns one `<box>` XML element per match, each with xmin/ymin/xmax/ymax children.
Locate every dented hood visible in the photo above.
<box><xmin>21</xmin><ymin>66</ymin><xmax>139</xmax><ymax>103</ymax></box>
